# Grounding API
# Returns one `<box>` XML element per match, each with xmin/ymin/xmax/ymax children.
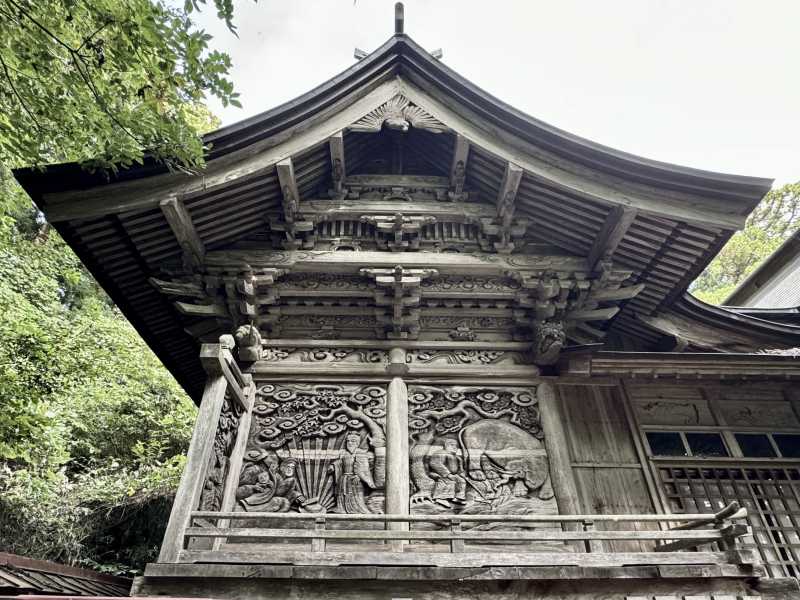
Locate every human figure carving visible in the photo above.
<box><xmin>237</xmin><ymin>455</ymin><xmax>309</xmax><ymax>512</ymax></box>
<box><xmin>329</xmin><ymin>432</ymin><xmax>376</xmax><ymax>513</ymax></box>
<box><xmin>429</xmin><ymin>438</ymin><xmax>467</xmax><ymax>508</ymax></box>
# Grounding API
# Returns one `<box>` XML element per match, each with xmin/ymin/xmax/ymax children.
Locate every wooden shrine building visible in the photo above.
<box><xmin>14</xmin><ymin>5</ymin><xmax>800</xmax><ymax>599</ymax></box>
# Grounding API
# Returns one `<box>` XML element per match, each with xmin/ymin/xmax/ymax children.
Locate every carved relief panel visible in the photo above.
<box><xmin>235</xmin><ymin>383</ymin><xmax>387</xmax><ymax>514</ymax></box>
<box><xmin>407</xmin><ymin>385</ymin><xmax>557</xmax><ymax>522</ymax></box>
<box><xmin>198</xmin><ymin>391</ymin><xmax>243</xmax><ymax>512</ymax></box>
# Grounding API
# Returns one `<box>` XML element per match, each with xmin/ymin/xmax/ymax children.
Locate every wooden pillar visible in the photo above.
<box><xmin>385</xmin><ymin>347</ymin><xmax>409</xmax><ymax>547</ymax></box>
<box><xmin>538</xmin><ymin>381</ymin><xmax>587</xmax><ymax>552</ymax></box>
<box><xmin>538</xmin><ymin>382</ymin><xmax>581</xmax><ymax>517</ymax></box>
<box><xmin>158</xmin><ymin>357</ymin><xmax>228</xmax><ymax>563</ymax></box>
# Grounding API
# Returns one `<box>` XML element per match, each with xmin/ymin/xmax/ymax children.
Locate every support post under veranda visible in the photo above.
<box><xmin>158</xmin><ymin>340</ymin><xmax>252</xmax><ymax>562</ymax></box>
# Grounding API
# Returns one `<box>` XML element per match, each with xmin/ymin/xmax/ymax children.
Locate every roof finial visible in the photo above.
<box><xmin>395</xmin><ymin>2</ymin><xmax>404</xmax><ymax>35</ymax></box>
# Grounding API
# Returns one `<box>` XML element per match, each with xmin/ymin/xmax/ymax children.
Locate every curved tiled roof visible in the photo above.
<box><xmin>14</xmin><ymin>31</ymin><xmax>791</xmax><ymax>400</ymax></box>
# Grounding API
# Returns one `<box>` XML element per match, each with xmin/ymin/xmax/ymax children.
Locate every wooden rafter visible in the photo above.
<box><xmin>496</xmin><ymin>162</ymin><xmax>523</xmax><ymax>223</ymax></box>
<box><xmin>276</xmin><ymin>158</ymin><xmax>300</xmax><ymax>224</ymax></box>
<box><xmin>159</xmin><ymin>196</ymin><xmax>204</xmax><ymax>270</ymax></box>
<box><xmin>329</xmin><ymin>131</ymin><xmax>346</xmax><ymax>196</ymax></box>
<box><xmin>448</xmin><ymin>134</ymin><xmax>469</xmax><ymax>200</ymax></box>
<box><xmin>587</xmin><ymin>205</ymin><xmax>638</xmax><ymax>270</ymax></box>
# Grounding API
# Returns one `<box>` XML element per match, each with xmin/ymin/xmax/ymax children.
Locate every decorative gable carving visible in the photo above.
<box><xmin>351</xmin><ymin>95</ymin><xmax>447</xmax><ymax>134</ymax></box>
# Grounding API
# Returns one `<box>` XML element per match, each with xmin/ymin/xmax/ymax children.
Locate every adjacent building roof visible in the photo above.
<box><xmin>724</xmin><ymin>228</ymin><xmax>800</xmax><ymax>309</ymax></box>
<box><xmin>0</xmin><ymin>553</ymin><xmax>130</xmax><ymax>597</ymax></box>
<box><xmin>14</xmin><ymin>27</ymin><xmax>799</xmax><ymax>400</ymax></box>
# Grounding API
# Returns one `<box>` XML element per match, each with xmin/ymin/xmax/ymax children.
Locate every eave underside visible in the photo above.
<box><xmin>15</xmin><ymin>35</ymin><xmax>784</xmax><ymax>401</ymax></box>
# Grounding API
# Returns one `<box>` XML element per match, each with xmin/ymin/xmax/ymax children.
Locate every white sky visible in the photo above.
<box><xmin>195</xmin><ymin>0</ymin><xmax>800</xmax><ymax>186</ymax></box>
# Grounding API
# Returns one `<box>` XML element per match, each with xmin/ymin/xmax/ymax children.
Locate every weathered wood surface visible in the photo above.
<box><xmin>385</xmin><ymin>348</ymin><xmax>409</xmax><ymax>545</ymax></box>
<box><xmin>587</xmin><ymin>205</ymin><xmax>637</xmax><ymax>269</ymax></box>
<box><xmin>135</xmin><ymin>572</ymin><xmax>772</xmax><ymax>600</ymax></box>
<box><xmin>157</xmin><ymin>374</ymin><xmax>228</xmax><ymax>563</ymax></box>
<box><xmin>190</xmin><ymin>509</ymin><xmax>741</xmax><ymax>524</ymax></box>
<box><xmin>212</xmin><ymin>375</ymin><xmax>254</xmax><ymax>552</ymax></box>
<box><xmin>559</xmin><ymin>384</ymin><xmax>659</xmax><ymax>553</ymax></box>
<box><xmin>144</xmin><ymin>559</ymin><xmax>759</xmax><ymax>580</ymax></box>
<box><xmin>592</xmin><ymin>352</ymin><xmax>800</xmax><ymax>380</ymax></box>
<box><xmin>172</xmin><ymin>549</ymin><xmax>758</xmax><ymax>569</ymax></box>
<box><xmin>159</xmin><ymin>195</ymin><xmax>204</xmax><ymax>265</ymax></box>
<box><xmin>538</xmin><ymin>382</ymin><xmax>582</xmax><ymax>531</ymax></box>
<box><xmin>182</xmin><ymin>527</ymin><xmax>741</xmax><ymax>543</ymax></box>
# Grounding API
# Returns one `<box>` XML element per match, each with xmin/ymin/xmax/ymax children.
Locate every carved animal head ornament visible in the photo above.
<box><xmin>234</xmin><ymin>324</ymin><xmax>263</xmax><ymax>361</ymax></box>
<box><xmin>533</xmin><ymin>320</ymin><xmax>566</xmax><ymax>366</ymax></box>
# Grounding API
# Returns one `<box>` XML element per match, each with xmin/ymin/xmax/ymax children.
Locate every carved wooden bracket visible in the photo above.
<box><xmin>507</xmin><ymin>266</ymin><xmax>643</xmax><ymax>350</ymax></box>
<box><xmin>328</xmin><ymin>131</ymin><xmax>346</xmax><ymax>199</ymax></box>
<box><xmin>360</xmin><ymin>213</ymin><xmax>437</xmax><ymax>252</ymax></box>
<box><xmin>474</xmin><ymin>162</ymin><xmax>528</xmax><ymax>253</ymax></box>
<box><xmin>274</xmin><ymin>158</ymin><xmax>316</xmax><ymax>249</ymax></box>
<box><xmin>150</xmin><ymin>250</ymin><xmax>641</xmax><ymax>350</ymax></box>
<box><xmin>448</xmin><ymin>135</ymin><xmax>470</xmax><ymax>202</ymax></box>
<box><xmin>151</xmin><ymin>266</ymin><xmax>287</xmax><ymax>335</ymax></box>
<box><xmin>360</xmin><ymin>265</ymin><xmax>438</xmax><ymax>339</ymax></box>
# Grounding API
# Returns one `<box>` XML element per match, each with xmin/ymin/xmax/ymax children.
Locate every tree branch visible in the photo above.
<box><xmin>0</xmin><ymin>51</ymin><xmax>43</xmax><ymax>133</ymax></box>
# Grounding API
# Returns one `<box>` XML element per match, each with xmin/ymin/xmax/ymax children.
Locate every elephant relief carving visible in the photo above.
<box><xmin>408</xmin><ymin>386</ymin><xmax>558</xmax><ymax>523</ymax></box>
<box><xmin>460</xmin><ymin>419</ymin><xmax>554</xmax><ymax>501</ymax></box>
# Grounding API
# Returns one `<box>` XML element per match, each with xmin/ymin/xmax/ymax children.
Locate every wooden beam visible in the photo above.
<box><xmin>496</xmin><ymin>162</ymin><xmax>523</xmax><ymax>219</ymax></box>
<box><xmin>43</xmin><ymin>78</ymin><xmax>752</xmax><ymax>229</ymax></box>
<box><xmin>42</xmin><ymin>80</ymin><xmax>402</xmax><ymax>222</ymax></box>
<box><xmin>568</xmin><ymin>306</ymin><xmax>620</xmax><ymax>321</ymax></box>
<box><xmin>590</xmin><ymin>283</ymin><xmax>646</xmax><ymax>302</ymax></box>
<box><xmin>276</xmin><ymin>158</ymin><xmax>299</xmax><ymax>223</ymax></box>
<box><xmin>160</xmin><ymin>196</ymin><xmax>204</xmax><ymax>266</ymax></box>
<box><xmin>448</xmin><ymin>134</ymin><xmax>469</xmax><ymax>199</ymax></box>
<box><xmin>587</xmin><ymin>205</ymin><xmax>638</xmax><ymax>269</ymax></box>
<box><xmin>399</xmin><ymin>83</ymin><xmax>750</xmax><ymax>229</ymax></box>
<box><xmin>328</xmin><ymin>131</ymin><xmax>346</xmax><ymax>196</ymax></box>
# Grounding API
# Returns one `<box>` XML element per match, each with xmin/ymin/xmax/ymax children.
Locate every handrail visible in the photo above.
<box><xmin>190</xmin><ymin>501</ymin><xmax>745</xmax><ymax>526</ymax></box>
<box><xmin>181</xmin><ymin>501</ymin><xmax>750</xmax><ymax>558</ymax></box>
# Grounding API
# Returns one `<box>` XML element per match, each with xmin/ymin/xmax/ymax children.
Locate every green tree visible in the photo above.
<box><xmin>692</xmin><ymin>182</ymin><xmax>800</xmax><ymax>305</ymax></box>
<box><xmin>0</xmin><ymin>166</ymin><xmax>196</xmax><ymax>570</ymax></box>
<box><xmin>0</xmin><ymin>0</ymin><xmax>238</xmax><ymax>171</ymax></box>
<box><xmin>0</xmin><ymin>0</ymin><xmax>245</xmax><ymax>574</ymax></box>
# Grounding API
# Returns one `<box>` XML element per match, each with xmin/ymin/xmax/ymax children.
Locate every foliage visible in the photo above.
<box><xmin>0</xmin><ymin>0</ymin><xmax>246</xmax><ymax>572</ymax></box>
<box><xmin>0</xmin><ymin>0</ymin><xmax>238</xmax><ymax>170</ymax></box>
<box><xmin>691</xmin><ymin>182</ymin><xmax>800</xmax><ymax>305</ymax></box>
<box><xmin>0</xmin><ymin>167</ymin><xmax>196</xmax><ymax>573</ymax></box>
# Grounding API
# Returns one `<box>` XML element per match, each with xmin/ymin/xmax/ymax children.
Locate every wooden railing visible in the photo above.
<box><xmin>176</xmin><ymin>501</ymin><xmax>751</xmax><ymax>566</ymax></box>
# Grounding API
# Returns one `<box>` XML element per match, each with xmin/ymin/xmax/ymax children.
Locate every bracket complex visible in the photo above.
<box><xmin>360</xmin><ymin>266</ymin><xmax>438</xmax><ymax>339</ymax></box>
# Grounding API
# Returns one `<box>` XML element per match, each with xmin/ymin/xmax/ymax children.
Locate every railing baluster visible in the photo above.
<box><xmin>312</xmin><ymin>517</ymin><xmax>326</xmax><ymax>553</ymax></box>
<box><xmin>450</xmin><ymin>518</ymin><xmax>464</xmax><ymax>553</ymax></box>
<box><xmin>583</xmin><ymin>520</ymin><xmax>598</xmax><ymax>553</ymax></box>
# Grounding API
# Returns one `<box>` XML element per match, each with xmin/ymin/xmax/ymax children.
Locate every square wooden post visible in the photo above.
<box><xmin>157</xmin><ymin>344</ymin><xmax>229</xmax><ymax>563</ymax></box>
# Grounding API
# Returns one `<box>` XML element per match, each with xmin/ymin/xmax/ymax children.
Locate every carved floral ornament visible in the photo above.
<box><xmin>350</xmin><ymin>95</ymin><xmax>447</xmax><ymax>134</ymax></box>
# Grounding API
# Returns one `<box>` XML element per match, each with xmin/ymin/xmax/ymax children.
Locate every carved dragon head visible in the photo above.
<box><xmin>533</xmin><ymin>320</ymin><xmax>566</xmax><ymax>366</ymax></box>
<box><xmin>235</xmin><ymin>324</ymin><xmax>261</xmax><ymax>348</ymax></box>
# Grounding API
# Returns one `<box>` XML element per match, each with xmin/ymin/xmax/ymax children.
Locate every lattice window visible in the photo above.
<box><xmin>657</xmin><ymin>464</ymin><xmax>800</xmax><ymax>577</ymax></box>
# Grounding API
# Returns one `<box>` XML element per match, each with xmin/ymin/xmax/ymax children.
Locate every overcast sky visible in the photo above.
<box><xmin>194</xmin><ymin>0</ymin><xmax>800</xmax><ymax>186</ymax></box>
